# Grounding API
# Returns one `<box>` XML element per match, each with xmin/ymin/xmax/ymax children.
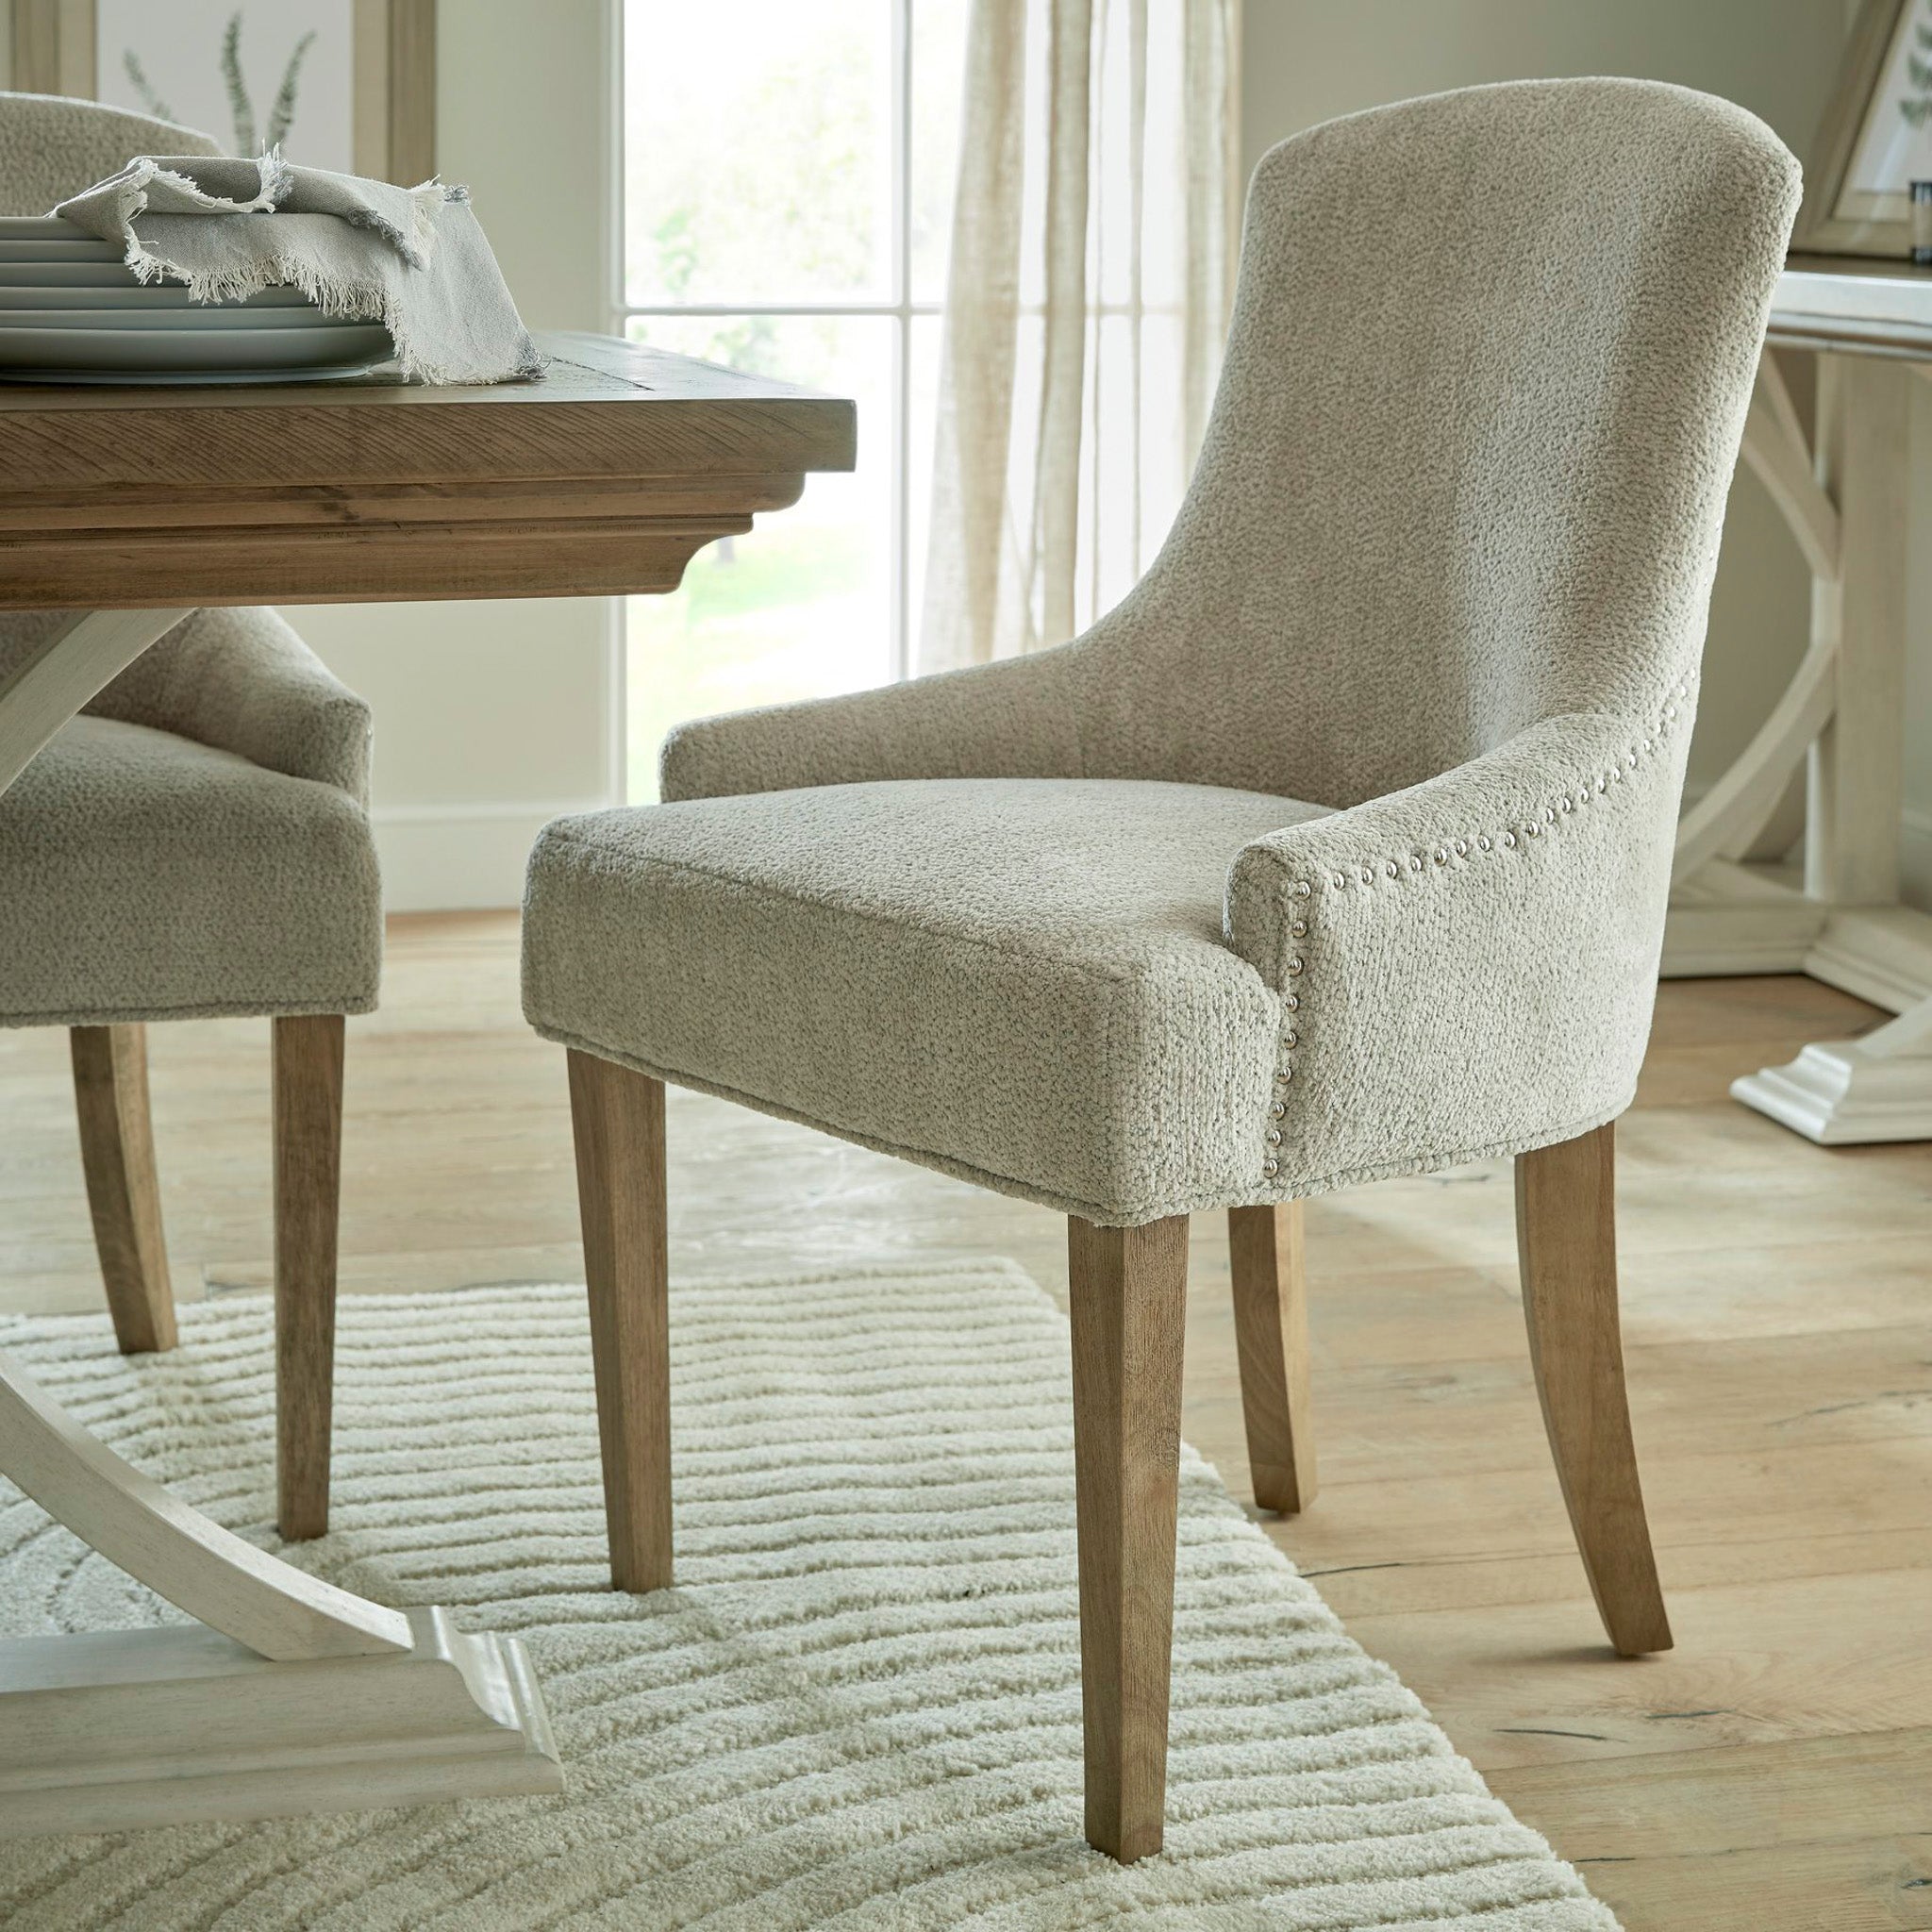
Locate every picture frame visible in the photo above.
<box><xmin>1796</xmin><ymin>0</ymin><xmax>1932</xmax><ymax>258</ymax></box>
<box><xmin>8</xmin><ymin>0</ymin><xmax>434</xmax><ymax>185</ymax></box>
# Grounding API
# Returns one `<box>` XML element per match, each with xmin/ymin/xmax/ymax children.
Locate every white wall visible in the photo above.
<box><xmin>1239</xmin><ymin>0</ymin><xmax>1848</xmax><ymax>847</ymax></box>
<box><xmin>289</xmin><ymin>0</ymin><xmax>618</xmax><ymax>910</ymax></box>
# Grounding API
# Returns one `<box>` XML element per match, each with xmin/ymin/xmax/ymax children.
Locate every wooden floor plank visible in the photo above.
<box><xmin>1492</xmin><ymin>1733</ymin><xmax>1932</xmax><ymax>1930</ymax></box>
<box><xmin>1343</xmin><ymin>1565</ymin><xmax>1932</xmax><ymax>1771</ymax></box>
<box><xmin>2</xmin><ymin>914</ymin><xmax>1929</xmax><ymax>1927</ymax></box>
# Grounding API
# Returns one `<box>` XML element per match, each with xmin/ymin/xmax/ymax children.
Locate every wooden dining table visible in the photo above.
<box><xmin>0</xmin><ymin>332</ymin><xmax>855</xmax><ymax>1836</ymax></box>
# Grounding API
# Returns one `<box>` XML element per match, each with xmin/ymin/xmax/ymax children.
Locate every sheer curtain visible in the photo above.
<box><xmin>917</xmin><ymin>0</ymin><xmax>1241</xmax><ymax>674</ymax></box>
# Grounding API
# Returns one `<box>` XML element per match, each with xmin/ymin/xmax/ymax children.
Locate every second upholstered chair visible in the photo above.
<box><xmin>521</xmin><ymin>79</ymin><xmax>1799</xmax><ymax>1860</ymax></box>
<box><xmin>0</xmin><ymin>92</ymin><xmax>381</xmax><ymax>1541</ymax></box>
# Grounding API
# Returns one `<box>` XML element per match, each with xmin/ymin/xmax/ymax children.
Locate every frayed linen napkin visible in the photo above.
<box><xmin>53</xmin><ymin>151</ymin><xmax>541</xmax><ymax>385</ymax></box>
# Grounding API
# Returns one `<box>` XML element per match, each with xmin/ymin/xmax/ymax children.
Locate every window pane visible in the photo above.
<box><xmin>910</xmin><ymin>0</ymin><xmax>971</xmax><ymax>304</ymax></box>
<box><xmin>624</xmin><ymin>0</ymin><xmax>892</xmax><ymax>307</ymax></box>
<box><xmin>625</xmin><ymin>315</ymin><xmax>894</xmax><ymax>801</ymax></box>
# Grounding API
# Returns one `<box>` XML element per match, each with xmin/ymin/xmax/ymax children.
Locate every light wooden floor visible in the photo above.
<box><xmin>3</xmin><ymin>913</ymin><xmax>1929</xmax><ymax>1928</ymax></box>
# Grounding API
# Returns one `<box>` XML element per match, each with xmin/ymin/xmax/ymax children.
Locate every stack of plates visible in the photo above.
<box><xmin>0</xmin><ymin>215</ymin><xmax>394</xmax><ymax>384</ymax></box>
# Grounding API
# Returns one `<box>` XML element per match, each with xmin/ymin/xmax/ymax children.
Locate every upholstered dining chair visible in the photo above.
<box><xmin>0</xmin><ymin>92</ymin><xmax>382</xmax><ymax>1541</ymax></box>
<box><xmin>517</xmin><ymin>79</ymin><xmax>1797</xmax><ymax>1860</ymax></box>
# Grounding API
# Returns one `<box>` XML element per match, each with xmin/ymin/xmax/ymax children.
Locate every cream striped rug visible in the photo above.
<box><xmin>0</xmin><ymin>1262</ymin><xmax>1616</xmax><ymax>1929</ymax></box>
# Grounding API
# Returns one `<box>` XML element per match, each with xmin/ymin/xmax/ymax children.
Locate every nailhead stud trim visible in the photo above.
<box><xmin>1298</xmin><ymin>688</ymin><xmax>1690</xmax><ymax>894</ymax></box>
<box><xmin>1256</xmin><ymin>686</ymin><xmax>1691</xmax><ymax>1189</ymax></box>
<box><xmin>1265</xmin><ymin>884</ymin><xmax>1318</xmax><ymax>1176</ymax></box>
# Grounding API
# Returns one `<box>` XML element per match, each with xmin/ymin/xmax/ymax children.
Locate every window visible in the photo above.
<box><xmin>619</xmin><ymin>0</ymin><xmax>970</xmax><ymax>799</ymax></box>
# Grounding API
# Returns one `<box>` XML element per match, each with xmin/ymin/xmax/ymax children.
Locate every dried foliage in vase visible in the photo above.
<box><xmin>121</xmin><ymin>10</ymin><xmax>318</xmax><ymax>157</ymax></box>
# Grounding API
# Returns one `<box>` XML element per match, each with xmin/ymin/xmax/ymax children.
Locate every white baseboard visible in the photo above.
<box><xmin>1904</xmin><ymin>803</ymin><xmax>1932</xmax><ymax>914</ymax></box>
<box><xmin>372</xmin><ymin>798</ymin><xmax>610</xmax><ymax>913</ymax></box>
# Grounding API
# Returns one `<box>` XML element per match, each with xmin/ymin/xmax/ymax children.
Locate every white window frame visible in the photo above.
<box><xmin>609</xmin><ymin>0</ymin><xmax>933</xmax><ymax>691</ymax></box>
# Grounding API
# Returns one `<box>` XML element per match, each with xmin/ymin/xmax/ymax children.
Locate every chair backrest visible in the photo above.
<box><xmin>0</xmin><ymin>91</ymin><xmax>220</xmax><ymax>216</ymax></box>
<box><xmin>1079</xmin><ymin>77</ymin><xmax>1799</xmax><ymax>810</ymax></box>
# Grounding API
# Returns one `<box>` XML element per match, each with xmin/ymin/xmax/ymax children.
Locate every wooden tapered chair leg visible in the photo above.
<box><xmin>70</xmin><ymin>1024</ymin><xmax>176</xmax><ymax>1355</ymax></box>
<box><xmin>566</xmin><ymin>1049</ymin><xmax>672</xmax><ymax>1593</ymax></box>
<box><xmin>1516</xmin><ymin>1121</ymin><xmax>1673</xmax><ymax>1657</ymax></box>
<box><xmin>1226</xmin><ymin>1201</ymin><xmax>1316</xmax><ymax>1513</ymax></box>
<box><xmin>274</xmin><ymin>1013</ymin><xmax>345</xmax><ymax>1542</ymax></box>
<box><xmin>1067</xmin><ymin>1212</ymin><xmax>1189</xmax><ymax>1864</ymax></box>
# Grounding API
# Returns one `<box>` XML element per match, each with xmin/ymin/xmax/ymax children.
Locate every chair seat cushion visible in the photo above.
<box><xmin>0</xmin><ymin>716</ymin><xmax>381</xmax><ymax>1026</ymax></box>
<box><xmin>523</xmin><ymin>777</ymin><xmax>1328</xmax><ymax>1224</ymax></box>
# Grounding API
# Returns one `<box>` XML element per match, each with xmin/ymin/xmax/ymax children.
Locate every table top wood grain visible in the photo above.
<box><xmin>0</xmin><ymin>333</ymin><xmax>857</xmax><ymax>609</ymax></box>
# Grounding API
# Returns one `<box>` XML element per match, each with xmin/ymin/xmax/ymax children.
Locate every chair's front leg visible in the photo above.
<box><xmin>274</xmin><ymin>1013</ymin><xmax>344</xmax><ymax>1541</ymax></box>
<box><xmin>71</xmin><ymin>1024</ymin><xmax>176</xmax><ymax>1355</ymax></box>
<box><xmin>1516</xmin><ymin>1121</ymin><xmax>1673</xmax><ymax>1657</ymax></box>
<box><xmin>567</xmin><ymin>1049</ymin><xmax>672</xmax><ymax>1592</ymax></box>
<box><xmin>1067</xmin><ymin>1212</ymin><xmax>1189</xmax><ymax>1863</ymax></box>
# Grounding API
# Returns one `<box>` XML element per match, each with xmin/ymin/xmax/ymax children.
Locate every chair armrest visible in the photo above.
<box><xmin>659</xmin><ymin>643</ymin><xmax>1089</xmax><ymax>801</ymax></box>
<box><xmin>1224</xmin><ymin>704</ymin><xmax>1690</xmax><ymax>1195</ymax></box>
<box><xmin>89</xmin><ymin>606</ymin><xmax>372</xmax><ymax>805</ymax></box>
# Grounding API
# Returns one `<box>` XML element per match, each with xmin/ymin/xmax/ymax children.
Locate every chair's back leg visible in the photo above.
<box><xmin>274</xmin><ymin>1013</ymin><xmax>345</xmax><ymax>1542</ymax></box>
<box><xmin>70</xmin><ymin>1024</ymin><xmax>176</xmax><ymax>1355</ymax></box>
<box><xmin>1226</xmin><ymin>1201</ymin><xmax>1316</xmax><ymax>1513</ymax></box>
<box><xmin>567</xmin><ymin>1050</ymin><xmax>673</xmax><ymax>1593</ymax></box>
<box><xmin>1515</xmin><ymin>1121</ymin><xmax>1673</xmax><ymax>1656</ymax></box>
<box><xmin>1067</xmin><ymin>1212</ymin><xmax>1189</xmax><ymax>1864</ymax></box>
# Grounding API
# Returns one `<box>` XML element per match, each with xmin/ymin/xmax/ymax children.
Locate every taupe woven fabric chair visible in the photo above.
<box><xmin>519</xmin><ymin>79</ymin><xmax>1797</xmax><ymax>1859</ymax></box>
<box><xmin>0</xmin><ymin>93</ymin><xmax>382</xmax><ymax>1540</ymax></box>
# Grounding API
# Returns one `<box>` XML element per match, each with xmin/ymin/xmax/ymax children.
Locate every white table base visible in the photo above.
<box><xmin>0</xmin><ymin>609</ymin><xmax>561</xmax><ymax>1837</ymax></box>
<box><xmin>0</xmin><ymin>1609</ymin><xmax>558</xmax><ymax>1840</ymax></box>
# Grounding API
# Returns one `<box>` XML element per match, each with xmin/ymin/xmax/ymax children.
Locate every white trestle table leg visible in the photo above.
<box><xmin>1730</xmin><ymin>992</ymin><xmax>1932</xmax><ymax>1144</ymax></box>
<box><xmin>0</xmin><ymin>609</ymin><xmax>562</xmax><ymax>1837</ymax></box>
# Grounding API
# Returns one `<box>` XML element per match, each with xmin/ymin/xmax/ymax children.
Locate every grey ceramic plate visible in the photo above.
<box><xmin>0</xmin><ymin>216</ymin><xmax>101</xmax><ymax>240</ymax></box>
<box><xmin>0</xmin><ymin>238</ymin><xmax>125</xmax><ymax>262</ymax></box>
<box><xmin>0</xmin><ymin>323</ymin><xmax>394</xmax><ymax>373</ymax></box>
<box><xmin>0</xmin><ymin>284</ymin><xmax>314</xmax><ymax>310</ymax></box>
<box><xmin>0</xmin><ymin>307</ymin><xmax>368</xmax><ymax>332</ymax></box>
<box><xmin>0</xmin><ymin>362</ymin><xmax>396</xmax><ymax>387</ymax></box>
<box><xmin>0</xmin><ymin>262</ymin><xmax>159</xmax><ymax>288</ymax></box>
